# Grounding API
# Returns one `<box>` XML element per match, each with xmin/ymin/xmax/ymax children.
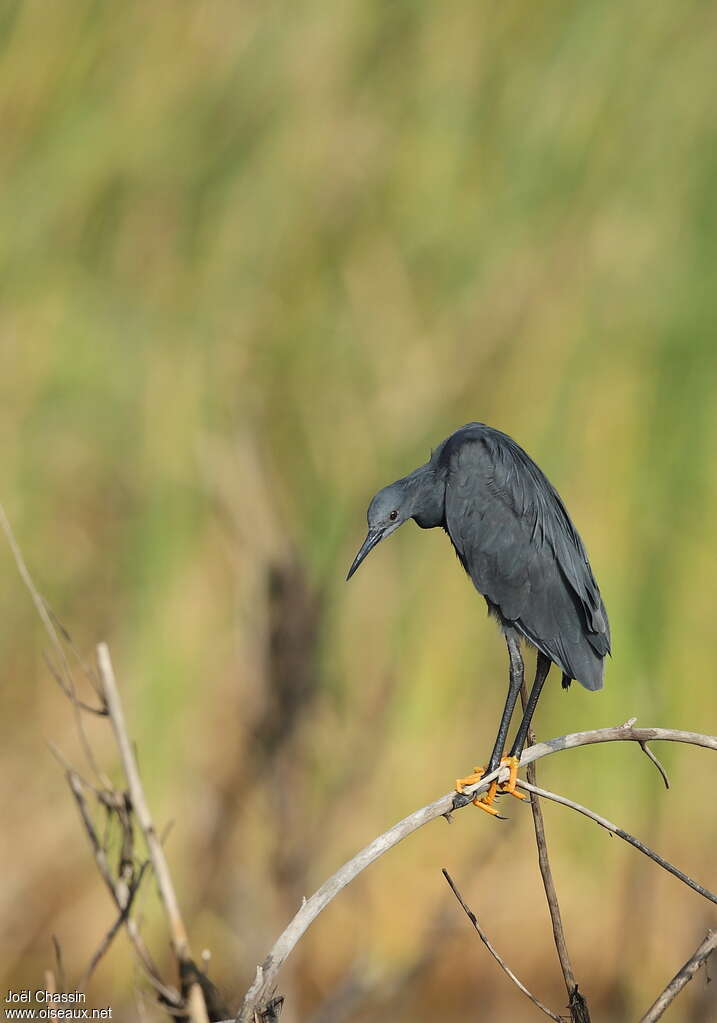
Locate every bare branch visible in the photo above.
<box><xmin>5</xmin><ymin>506</ymin><xmax>238</xmax><ymax>1021</ymax></box>
<box><xmin>96</xmin><ymin>643</ymin><xmax>210</xmax><ymax>1023</ymax></box>
<box><xmin>237</xmin><ymin>723</ymin><xmax>717</xmax><ymax>1021</ymax></box>
<box><xmin>81</xmin><ymin>859</ymin><xmax>150</xmax><ymax>984</ymax></box>
<box><xmin>44</xmin><ymin>969</ymin><xmax>58</xmax><ymax>1022</ymax></box>
<box><xmin>639</xmin><ymin>929</ymin><xmax>717</xmax><ymax>1022</ymax></box>
<box><xmin>516</xmin><ymin>780</ymin><xmax>717</xmax><ymax>906</ymax></box>
<box><xmin>51</xmin><ymin>936</ymin><xmax>66</xmax><ymax>994</ymax></box>
<box><xmin>519</xmin><ymin>681</ymin><xmax>589</xmax><ymax>1023</ymax></box>
<box><xmin>63</xmin><ymin>764</ymin><xmax>181</xmax><ymax>1006</ymax></box>
<box><xmin>638</xmin><ymin>741</ymin><xmax>670</xmax><ymax>789</ymax></box>
<box><xmin>46</xmin><ymin>605</ymin><xmax>107</xmax><ymax>707</ymax></box>
<box><xmin>66</xmin><ymin>769</ymin><xmax>120</xmax><ymax>891</ymax></box>
<box><xmin>442</xmin><ymin>868</ymin><xmax>562</xmax><ymax>1022</ymax></box>
<box><xmin>43</xmin><ymin>650</ymin><xmax>107</xmax><ymax>715</ymax></box>
<box><xmin>0</xmin><ymin>502</ymin><xmax>105</xmax><ymax>776</ymax></box>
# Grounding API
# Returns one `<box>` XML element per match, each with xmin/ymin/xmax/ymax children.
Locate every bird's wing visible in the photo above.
<box><xmin>442</xmin><ymin>428</ymin><xmax>610</xmax><ymax>688</ymax></box>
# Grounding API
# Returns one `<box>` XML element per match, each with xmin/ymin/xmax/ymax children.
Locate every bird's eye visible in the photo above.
<box><xmin>389</xmin><ymin>509</ymin><xmax>398</xmax><ymax>521</ymax></box>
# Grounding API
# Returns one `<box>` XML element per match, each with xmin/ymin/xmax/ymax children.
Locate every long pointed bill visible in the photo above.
<box><xmin>346</xmin><ymin>527</ymin><xmax>385</xmax><ymax>580</ymax></box>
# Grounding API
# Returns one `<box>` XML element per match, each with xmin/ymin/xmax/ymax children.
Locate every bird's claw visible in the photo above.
<box><xmin>497</xmin><ymin>755</ymin><xmax>526</xmax><ymax>800</ymax></box>
<box><xmin>455</xmin><ymin>766</ymin><xmax>485</xmax><ymax>793</ymax></box>
<box><xmin>472</xmin><ymin>780</ymin><xmax>502</xmax><ymax>815</ymax></box>
<box><xmin>454</xmin><ymin>756</ymin><xmax>525</xmax><ymax>816</ymax></box>
<box><xmin>455</xmin><ymin>768</ymin><xmax>504</xmax><ymax>816</ymax></box>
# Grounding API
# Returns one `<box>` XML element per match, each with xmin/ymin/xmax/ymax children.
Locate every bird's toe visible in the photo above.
<box><xmin>455</xmin><ymin>766</ymin><xmax>485</xmax><ymax>793</ymax></box>
<box><xmin>497</xmin><ymin>755</ymin><xmax>526</xmax><ymax>799</ymax></box>
<box><xmin>472</xmin><ymin>780</ymin><xmax>502</xmax><ymax>815</ymax></box>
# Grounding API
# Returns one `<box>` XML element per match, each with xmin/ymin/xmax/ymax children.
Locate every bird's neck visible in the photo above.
<box><xmin>402</xmin><ymin>464</ymin><xmax>445</xmax><ymax>529</ymax></box>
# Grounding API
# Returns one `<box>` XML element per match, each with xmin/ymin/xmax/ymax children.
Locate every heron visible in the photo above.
<box><xmin>347</xmin><ymin>423</ymin><xmax>610</xmax><ymax>815</ymax></box>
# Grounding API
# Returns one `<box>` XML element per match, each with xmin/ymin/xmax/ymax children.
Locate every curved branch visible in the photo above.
<box><xmin>237</xmin><ymin>724</ymin><xmax>717</xmax><ymax>1021</ymax></box>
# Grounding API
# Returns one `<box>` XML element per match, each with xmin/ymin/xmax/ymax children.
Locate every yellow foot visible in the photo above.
<box><xmin>455</xmin><ymin>766</ymin><xmax>485</xmax><ymax>793</ymax></box>
<box><xmin>497</xmin><ymin>755</ymin><xmax>526</xmax><ymax>799</ymax></box>
<box><xmin>472</xmin><ymin>780</ymin><xmax>501</xmax><ymax>815</ymax></box>
<box><xmin>455</xmin><ymin>768</ymin><xmax>502</xmax><ymax>816</ymax></box>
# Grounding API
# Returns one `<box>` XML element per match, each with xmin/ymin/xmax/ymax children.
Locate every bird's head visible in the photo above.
<box><xmin>346</xmin><ymin>480</ymin><xmax>411</xmax><ymax>581</ymax></box>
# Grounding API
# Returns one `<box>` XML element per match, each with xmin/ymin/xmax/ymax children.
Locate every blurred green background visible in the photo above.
<box><xmin>2</xmin><ymin>1</ymin><xmax>717</xmax><ymax>1020</ymax></box>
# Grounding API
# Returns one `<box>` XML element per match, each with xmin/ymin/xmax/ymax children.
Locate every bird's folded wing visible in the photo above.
<box><xmin>443</xmin><ymin>431</ymin><xmax>609</xmax><ymax>689</ymax></box>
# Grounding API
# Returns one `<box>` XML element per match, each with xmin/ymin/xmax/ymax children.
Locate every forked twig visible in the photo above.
<box><xmin>81</xmin><ymin>860</ymin><xmax>151</xmax><ymax>983</ymax></box>
<box><xmin>639</xmin><ymin>929</ymin><xmax>717</xmax><ymax>1022</ymax></box>
<box><xmin>442</xmin><ymin>869</ymin><xmax>562</xmax><ymax>1022</ymax></box>
<box><xmin>61</xmin><ymin>762</ymin><xmax>181</xmax><ymax>1006</ymax></box>
<box><xmin>44</xmin><ymin>650</ymin><xmax>107</xmax><ymax>715</ymax></box>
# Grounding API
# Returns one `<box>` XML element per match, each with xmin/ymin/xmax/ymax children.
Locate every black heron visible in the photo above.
<box><xmin>347</xmin><ymin>423</ymin><xmax>610</xmax><ymax>814</ymax></box>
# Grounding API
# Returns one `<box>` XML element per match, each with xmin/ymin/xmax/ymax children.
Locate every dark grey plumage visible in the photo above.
<box><xmin>347</xmin><ymin>423</ymin><xmax>610</xmax><ymax>783</ymax></box>
<box><xmin>437</xmin><ymin>423</ymin><xmax>610</xmax><ymax>690</ymax></box>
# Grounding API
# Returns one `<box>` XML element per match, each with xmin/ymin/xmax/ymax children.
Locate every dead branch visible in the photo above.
<box><xmin>515</xmin><ymin>779</ymin><xmax>717</xmax><ymax>906</ymax></box>
<box><xmin>237</xmin><ymin>724</ymin><xmax>716</xmax><ymax>1021</ymax></box>
<box><xmin>639</xmin><ymin>929</ymin><xmax>717</xmax><ymax>1022</ymax></box>
<box><xmin>59</xmin><ymin>757</ymin><xmax>183</xmax><ymax>1007</ymax></box>
<box><xmin>0</xmin><ymin>502</ymin><xmax>104</xmax><ymax>776</ymax></box>
<box><xmin>638</xmin><ymin>741</ymin><xmax>670</xmax><ymax>789</ymax></box>
<box><xmin>520</xmin><ymin>681</ymin><xmax>590</xmax><ymax>1023</ymax></box>
<box><xmin>51</xmin><ymin>935</ymin><xmax>66</xmax><ymax>994</ymax></box>
<box><xmin>97</xmin><ymin>643</ymin><xmax>211</xmax><ymax>1023</ymax></box>
<box><xmin>3</xmin><ymin>509</ymin><xmax>714</xmax><ymax>1023</ymax></box>
<box><xmin>304</xmin><ymin>826</ymin><xmax>512</xmax><ymax>1023</ymax></box>
<box><xmin>81</xmin><ymin>860</ymin><xmax>151</xmax><ymax>983</ymax></box>
<box><xmin>4</xmin><ymin>509</ymin><xmax>224</xmax><ymax>1020</ymax></box>
<box><xmin>442</xmin><ymin>869</ymin><xmax>562</xmax><ymax>1022</ymax></box>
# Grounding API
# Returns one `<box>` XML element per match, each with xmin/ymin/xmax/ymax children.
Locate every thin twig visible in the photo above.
<box><xmin>3</xmin><ymin>508</ymin><xmax>208</xmax><ymax>1019</ymax></box>
<box><xmin>520</xmin><ymin>681</ymin><xmax>589</xmax><ymax>1023</ymax></box>
<box><xmin>442</xmin><ymin>869</ymin><xmax>562</xmax><ymax>1022</ymax></box>
<box><xmin>47</xmin><ymin>605</ymin><xmax>107</xmax><ymax>706</ymax></box>
<box><xmin>0</xmin><ymin>502</ymin><xmax>104</xmax><ymax>776</ymax></box>
<box><xmin>639</xmin><ymin>929</ymin><xmax>717</xmax><ymax>1022</ymax></box>
<box><xmin>62</xmin><ymin>765</ymin><xmax>181</xmax><ymax>1006</ymax></box>
<box><xmin>237</xmin><ymin>723</ymin><xmax>717</xmax><ymax>1021</ymax></box>
<box><xmin>44</xmin><ymin>651</ymin><xmax>107</xmax><ymax>715</ymax></box>
<box><xmin>96</xmin><ymin>643</ymin><xmax>210</xmax><ymax>1023</ymax></box>
<box><xmin>81</xmin><ymin>860</ymin><xmax>150</xmax><ymax>984</ymax></box>
<box><xmin>44</xmin><ymin>969</ymin><xmax>58</xmax><ymax>1023</ymax></box>
<box><xmin>638</xmin><ymin>741</ymin><xmax>670</xmax><ymax>789</ymax></box>
<box><xmin>51</xmin><ymin>936</ymin><xmax>66</xmax><ymax>994</ymax></box>
<box><xmin>66</xmin><ymin>769</ymin><xmax>121</xmax><ymax>890</ymax></box>
<box><xmin>516</xmin><ymin>780</ymin><xmax>717</xmax><ymax>906</ymax></box>
<box><xmin>97</xmin><ymin>644</ymin><xmax>191</xmax><ymax>956</ymax></box>
<box><xmin>304</xmin><ymin>827</ymin><xmax>512</xmax><ymax>1023</ymax></box>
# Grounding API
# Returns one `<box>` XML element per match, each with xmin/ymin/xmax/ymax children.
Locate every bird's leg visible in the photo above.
<box><xmin>500</xmin><ymin>651</ymin><xmax>552</xmax><ymax>798</ymax></box>
<box><xmin>456</xmin><ymin>632</ymin><xmax>523</xmax><ymax>814</ymax></box>
<box><xmin>485</xmin><ymin>632</ymin><xmax>524</xmax><ymax>774</ymax></box>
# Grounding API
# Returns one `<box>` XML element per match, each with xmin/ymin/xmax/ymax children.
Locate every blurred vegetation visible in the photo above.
<box><xmin>2</xmin><ymin>1</ymin><xmax>717</xmax><ymax>1020</ymax></box>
